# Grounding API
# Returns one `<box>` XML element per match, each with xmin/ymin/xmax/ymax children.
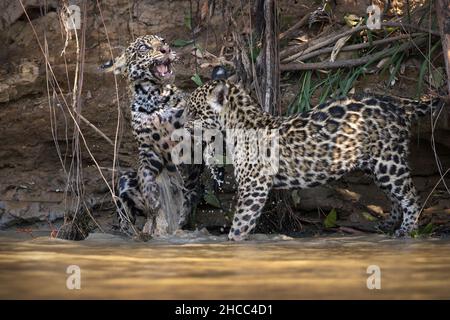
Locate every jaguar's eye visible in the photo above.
<box><xmin>138</xmin><ymin>44</ymin><xmax>150</xmax><ymax>52</ymax></box>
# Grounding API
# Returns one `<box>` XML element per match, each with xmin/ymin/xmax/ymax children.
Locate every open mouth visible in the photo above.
<box><xmin>153</xmin><ymin>61</ymin><xmax>173</xmax><ymax>78</ymax></box>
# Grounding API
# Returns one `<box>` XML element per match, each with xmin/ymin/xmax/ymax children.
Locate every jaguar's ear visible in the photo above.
<box><xmin>207</xmin><ymin>82</ymin><xmax>229</xmax><ymax>113</ymax></box>
<box><xmin>100</xmin><ymin>53</ymin><xmax>126</xmax><ymax>75</ymax></box>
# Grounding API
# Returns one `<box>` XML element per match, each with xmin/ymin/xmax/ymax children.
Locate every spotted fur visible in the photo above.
<box><xmin>103</xmin><ymin>35</ymin><xmax>202</xmax><ymax>233</ymax></box>
<box><xmin>187</xmin><ymin>80</ymin><xmax>441</xmax><ymax>241</ymax></box>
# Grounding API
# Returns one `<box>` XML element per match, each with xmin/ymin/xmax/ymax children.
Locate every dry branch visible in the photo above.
<box><xmin>290</xmin><ymin>33</ymin><xmax>423</xmax><ymax>63</ymax></box>
<box><xmin>281</xmin><ymin>22</ymin><xmax>440</xmax><ymax>64</ymax></box>
<box><xmin>280</xmin><ymin>25</ymin><xmax>348</xmax><ymax>60</ymax></box>
<box><xmin>280</xmin><ymin>36</ymin><xmax>426</xmax><ymax>72</ymax></box>
<box><xmin>278</xmin><ymin>11</ymin><xmax>312</xmax><ymax>40</ymax></box>
<box><xmin>77</xmin><ymin>113</ymin><xmax>114</xmax><ymax>146</ymax></box>
<box><xmin>281</xmin><ymin>25</ymin><xmax>367</xmax><ymax>63</ymax></box>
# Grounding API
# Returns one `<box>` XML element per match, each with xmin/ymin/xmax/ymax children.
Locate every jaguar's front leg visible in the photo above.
<box><xmin>228</xmin><ymin>175</ymin><xmax>273</xmax><ymax>241</ymax></box>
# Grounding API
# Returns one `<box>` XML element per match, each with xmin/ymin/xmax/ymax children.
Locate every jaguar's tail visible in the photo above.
<box><xmin>367</xmin><ymin>93</ymin><xmax>444</xmax><ymax>122</ymax></box>
<box><xmin>398</xmin><ymin>96</ymin><xmax>443</xmax><ymax>121</ymax></box>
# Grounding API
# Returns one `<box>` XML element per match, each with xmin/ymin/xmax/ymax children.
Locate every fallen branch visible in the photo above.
<box><xmin>281</xmin><ymin>22</ymin><xmax>439</xmax><ymax>64</ymax></box>
<box><xmin>290</xmin><ymin>33</ymin><xmax>423</xmax><ymax>63</ymax></box>
<box><xmin>281</xmin><ymin>36</ymin><xmax>426</xmax><ymax>71</ymax></box>
<box><xmin>281</xmin><ymin>25</ymin><xmax>366</xmax><ymax>63</ymax></box>
<box><xmin>280</xmin><ymin>26</ymin><xmax>349</xmax><ymax>60</ymax></box>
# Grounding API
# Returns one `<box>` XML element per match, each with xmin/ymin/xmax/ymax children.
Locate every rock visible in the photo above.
<box><xmin>0</xmin><ymin>199</ymin><xmax>65</xmax><ymax>228</ymax></box>
<box><xmin>0</xmin><ymin>60</ymin><xmax>40</xmax><ymax>103</ymax></box>
<box><xmin>0</xmin><ymin>0</ymin><xmax>58</xmax><ymax>30</ymax></box>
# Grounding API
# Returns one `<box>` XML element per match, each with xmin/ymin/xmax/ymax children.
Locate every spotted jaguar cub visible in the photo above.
<box><xmin>187</xmin><ymin>80</ymin><xmax>440</xmax><ymax>241</ymax></box>
<box><xmin>102</xmin><ymin>35</ymin><xmax>202</xmax><ymax>233</ymax></box>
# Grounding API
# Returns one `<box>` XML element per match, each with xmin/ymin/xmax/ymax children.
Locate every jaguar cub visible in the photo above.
<box><xmin>187</xmin><ymin>80</ymin><xmax>440</xmax><ymax>241</ymax></box>
<box><xmin>102</xmin><ymin>35</ymin><xmax>202</xmax><ymax>233</ymax></box>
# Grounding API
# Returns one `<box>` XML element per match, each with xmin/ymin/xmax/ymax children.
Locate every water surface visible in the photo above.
<box><xmin>1</xmin><ymin>231</ymin><xmax>449</xmax><ymax>299</ymax></box>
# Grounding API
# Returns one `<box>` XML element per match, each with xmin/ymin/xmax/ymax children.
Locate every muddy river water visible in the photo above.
<box><xmin>0</xmin><ymin>231</ymin><xmax>449</xmax><ymax>299</ymax></box>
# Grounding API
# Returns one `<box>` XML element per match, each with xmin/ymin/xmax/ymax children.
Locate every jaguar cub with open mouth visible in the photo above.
<box><xmin>101</xmin><ymin>35</ymin><xmax>202</xmax><ymax>236</ymax></box>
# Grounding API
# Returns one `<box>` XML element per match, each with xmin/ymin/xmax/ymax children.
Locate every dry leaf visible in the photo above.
<box><xmin>330</xmin><ymin>35</ymin><xmax>351</xmax><ymax>62</ymax></box>
<box><xmin>330</xmin><ymin>21</ymin><xmax>361</xmax><ymax>62</ymax></box>
<box><xmin>376</xmin><ymin>57</ymin><xmax>390</xmax><ymax>69</ymax></box>
<box><xmin>295</xmin><ymin>34</ymin><xmax>309</xmax><ymax>43</ymax></box>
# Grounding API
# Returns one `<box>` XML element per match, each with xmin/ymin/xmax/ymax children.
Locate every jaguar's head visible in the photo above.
<box><xmin>186</xmin><ymin>80</ymin><xmax>231</xmax><ymax>130</ymax></box>
<box><xmin>101</xmin><ymin>35</ymin><xmax>176</xmax><ymax>83</ymax></box>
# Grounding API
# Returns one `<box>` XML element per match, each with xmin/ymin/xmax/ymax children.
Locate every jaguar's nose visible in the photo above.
<box><xmin>160</xmin><ymin>45</ymin><xmax>170</xmax><ymax>54</ymax></box>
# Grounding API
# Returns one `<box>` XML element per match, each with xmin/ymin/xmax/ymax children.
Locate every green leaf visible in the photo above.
<box><xmin>324</xmin><ymin>208</ymin><xmax>338</xmax><ymax>228</ymax></box>
<box><xmin>361</xmin><ymin>212</ymin><xmax>378</xmax><ymax>222</ymax></box>
<box><xmin>184</xmin><ymin>14</ymin><xmax>192</xmax><ymax>30</ymax></box>
<box><xmin>411</xmin><ymin>223</ymin><xmax>434</xmax><ymax>238</ymax></box>
<box><xmin>172</xmin><ymin>39</ymin><xmax>193</xmax><ymax>47</ymax></box>
<box><xmin>249</xmin><ymin>45</ymin><xmax>260</xmax><ymax>63</ymax></box>
<box><xmin>204</xmin><ymin>192</ymin><xmax>221</xmax><ymax>208</ymax></box>
<box><xmin>387</xmin><ymin>52</ymin><xmax>405</xmax><ymax>87</ymax></box>
<box><xmin>191</xmin><ymin>73</ymin><xmax>203</xmax><ymax>86</ymax></box>
<box><xmin>421</xmin><ymin>222</ymin><xmax>434</xmax><ymax>235</ymax></box>
<box><xmin>367</xmin><ymin>25</ymin><xmax>373</xmax><ymax>46</ymax></box>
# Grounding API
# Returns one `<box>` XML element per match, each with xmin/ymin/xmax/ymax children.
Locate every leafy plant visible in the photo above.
<box><xmin>411</xmin><ymin>223</ymin><xmax>435</xmax><ymax>238</ymax></box>
<box><xmin>191</xmin><ymin>73</ymin><xmax>203</xmax><ymax>86</ymax></box>
<box><xmin>361</xmin><ymin>212</ymin><xmax>378</xmax><ymax>222</ymax></box>
<box><xmin>324</xmin><ymin>208</ymin><xmax>338</xmax><ymax>228</ymax></box>
<box><xmin>172</xmin><ymin>39</ymin><xmax>194</xmax><ymax>47</ymax></box>
<box><xmin>184</xmin><ymin>12</ymin><xmax>192</xmax><ymax>30</ymax></box>
<box><xmin>417</xmin><ymin>40</ymin><xmax>442</xmax><ymax>97</ymax></box>
<box><xmin>204</xmin><ymin>191</ymin><xmax>221</xmax><ymax>208</ymax></box>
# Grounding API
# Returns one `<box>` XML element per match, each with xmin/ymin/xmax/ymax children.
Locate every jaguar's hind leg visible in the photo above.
<box><xmin>228</xmin><ymin>174</ymin><xmax>273</xmax><ymax>241</ymax></box>
<box><xmin>138</xmin><ymin>147</ymin><xmax>163</xmax><ymax>215</ymax></box>
<box><xmin>117</xmin><ymin>171</ymin><xmax>146</xmax><ymax>235</ymax></box>
<box><xmin>373</xmin><ymin>159</ymin><xmax>421</xmax><ymax>237</ymax></box>
<box><xmin>375</xmin><ymin>199</ymin><xmax>402</xmax><ymax>232</ymax></box>
<box><xmin>393</xmin><ymin>175</ymin><xmax>421</xmax><ymax>237</ymax></box>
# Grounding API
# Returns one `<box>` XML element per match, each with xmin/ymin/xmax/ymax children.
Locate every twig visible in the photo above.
<box><xmin>291</xmin><ymin>33</ymin><xmax>423</xmax><ymax>63</ymax></box>
<box><xmin>278</xmin><ymin>11</ymin><xmax>311</xmax><ymax>40</ymax></box>
<box><xmin>76</xmin><ymin>112</ymin><xmax>114</xmax><ymax>146</ymax></box>
<box><xmin>281</xmin><ymin>36</ymin><xmax>426</xmax><ymax>71</ymax></box>
<box><xmin>18</xmin><ymin>0</ymin><xmax>125</xmax><ymax>235</ymax></box>
<box><xmin>383</xmin><ymin>21</ymin><xmax>440</xmax><ymax>37</ymax></box>
<box><xmin>281</xmin><ymin>22</ymin><xmax>439</xmax><ymax>64</ymax></box>
<box><xmin>281</xmin><ymin>25</ymin><xmax>367</xmax><ymax>63</ymax></box>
